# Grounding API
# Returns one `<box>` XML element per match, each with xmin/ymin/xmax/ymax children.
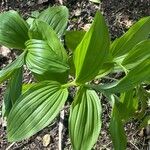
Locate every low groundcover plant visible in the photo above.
<box><xmin>0</xmin><ymin>5</ymin><xmax>150</xmax><ymax>150</ymax></box>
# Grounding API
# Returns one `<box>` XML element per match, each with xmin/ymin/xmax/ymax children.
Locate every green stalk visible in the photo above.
<box><xmin>117</xmin><ymin>63</ymin><xmax>128</xmax><ymax>75</ymax></box>
<box><xmin>61</xmin><ymin>81</ymin><xmax>77</xmax><ymax>88</ymax></box>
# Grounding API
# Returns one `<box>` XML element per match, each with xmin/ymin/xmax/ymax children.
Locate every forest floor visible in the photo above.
<box><xmin>0</xmin><ymin>0</ymin><xmax>150</xmax><ymax>149</ymax></box>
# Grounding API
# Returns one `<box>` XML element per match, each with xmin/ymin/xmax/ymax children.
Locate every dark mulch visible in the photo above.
<box><xmin>0</xmin><ymin>0</ymin><xmax>150</xmax><ymax>149</ymax></box>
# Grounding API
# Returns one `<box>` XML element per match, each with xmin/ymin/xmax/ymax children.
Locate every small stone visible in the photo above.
<box><xmin>0</xmin><ymin>46</ymin><xmax>10</xmax><ymax>57</ymax></box>
<box><xmin>27</xmin><ymin>1</ymin><xmax>31</xmax><ymax>6</ymax></box>
<box><xmin>74</xmin><ymin>9</ymin><xmax>81</xmax><ymax>16</ymax></box>
<box><xmin>82</xmin><ymin>23</ymin><xmax>91</xmax><ymax>31</ymax></box>
<box><xmin>37</xmin><ymin>0</ymin><xmax>48</xmax><ymax>4</ymax></box>
<box><xmin>0</xmin><ymin>118</ymin><xmax>2</xmax><ymax>126</ymax></box>
<box><xmin>138</xmin><ymin>128</ymin><xmax>144</xmax><ymax>137</ymax></box>
<box><xmin>1</xmin><ymin>117</ymin><xmax>7</xmax><ymax>127</ymax></box>
<box><xmin>27</xmin><ymin>1</ymin><xmax>34</xmax><ymax>6</ymax></box>
<box><xmin>30</xmin><ymin>143</ymin><xmax>36</xmax><ymax>149</ymax></box>
<box><xmin>124</xmin><ymin>19</ymin><xmax>133</xmax><ymax>28</ymax></box>
<box><xmin>44</xmin><ymin>148</ymin><xmax>50</xmax><ymax>150</ymax></box>
<box><xmin>43</xmin><ymin>134</ymin><xmax>51</xmax><ymax>147</ymax></box>
<box><xmin>36</xmin><ymin>136</ymin><xmax>42</xmax><ymax>141</ymax></box>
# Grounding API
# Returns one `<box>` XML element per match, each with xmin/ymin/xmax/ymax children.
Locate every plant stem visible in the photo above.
<box><xmin>61</xmin><ymin>81</ymin><xmax>77</xmax><ymax>88</ymax></box>
<box><xmin>58</xmin><ymin>109</ymin><xmax>64</xmax><ymax>150</ymax></box>
<box><xmin>102</xmin><ymin>76</ymin><xmax>118</xmax><ymax>81</ymax></box>
<box><xmin>6</xmin><ymin>142</ymin><xmax>15</xmax><ymax>150</ymax></box>
<box><xmin>117</xmin><ymin>63</ymin><xmax>128</xmax><ymax>75</ymax></box>
<box><xmin>84</xmin><ymin>84</ymin><xmax>104</xmax><ymax>93</ymax></box>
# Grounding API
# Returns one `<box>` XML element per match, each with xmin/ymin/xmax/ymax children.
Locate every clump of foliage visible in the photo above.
<box><xmin>0</xmin><ymin>6</ymin><xmax>150</xmax><ymax>150</ymax></box>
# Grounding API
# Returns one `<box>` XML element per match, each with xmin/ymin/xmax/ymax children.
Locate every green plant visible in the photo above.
<box><xmin>0</xmin><ymin>6</ymin><xmax>150</xmax><ymax>150</ymax></box>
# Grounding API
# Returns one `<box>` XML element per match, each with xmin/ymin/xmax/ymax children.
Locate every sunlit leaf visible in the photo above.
<box><xmin>7</xmin><ymin>81</ymin><xmax>68</xmax><ymax>142</ymax></box>
<box><xmin>31</xmin><ymin>11</ymin><xmax>40</xmax><ymax>18</ymax></box>
<box><xmin>109</xmin><ymin>58</ymin><xmax>150</xmax><ymax>93</ymax></box>
<box><xmin>3</xmin><ymin>67</ymin><xmax>23</xmax><ymax>117</ymax></box>
<box><xmin>110</xmin><ymin>101</ymin><xmax>127</xmax><ymax>150</ymax></box>
<box><xmin>26</xmin><ymin>17</ymin><xmax>34</xmax><ymax>26</ymax></box>
<box><xmin>65</xmin><ymin>31</ymin><xmax>85</xmax><ymax>51</ymax></box>
<box><xmin>95</xmin><ymin>62</ymin><xmax>114</xmax><ymax>79</ymax></box>
<box><xmin>69</xmin><ymin>57</ymin><xmax>114</xmax><ymax>78</ymax></box>
<box><xmin>29</xmin><ymin>20</ymin><xmax>68</xmax><ymax>62</ymax></box>
<box><xmin>111</xmin><ymin>16</ymin><xmax>150</xmax><ymax>58</ymax></box>
<box><xmin>122</xmin><ymin>40</ymin><xmax>150</xmax><ymax>69</ymax></box>
<box><xmin>0</xmin><ymin>52</ymin><xmax>25</xmax><ymax>83</ymax></box>
<box><xmin>68</xmin><ymin>55</ymin><xmax>75</xmax><ymax>76</ymax></box>
<box><xmin>22</xmin><ymin>83</ymin><xmax>36</xmax><ymax>94</ymax></box>
<box><xmin>139</xmin><ymin>115</ymin><xmax>150</xmax><ymax>129</ymax></box>
<box><xmin>74</xmin><ymin>11</ymin><xmax>110</xmax><ymax>84</ymax></box>
<box><xmin>136</xmin><ymin>87</ymin><xmax>149</xmax><ymax>119</ymax></box>
<box><xmin>25</xmin><ymin>39</ymin><xmax>69</xmax><ymax>83</ymax></box>
<box><xmin>38</xmin><ymin>6</ymin><xmax>69</xmax><ymax>36</ymax></box>
<box><xmin>33</xmin><ymin>71</ymin><xmax>69</xmax><ymax>84</ymax></box>
<box><xmin>69</xmin><ymin>87</ymin><xmax>101</xmax><ymax>150</ymax></box>
<box><xmin>0</xmin><ymin>10</ymin><xmax>29</xmax><ymax>49</ymax></box>
<box><xmin>93</xmin><ymin>58</ymin><xmax>150</xmax><ymax>93</ymax></box>
<box><xmin>116</xmin><ymin>90</ymin><xmax>138</xmax><ymax>122</ymax></box>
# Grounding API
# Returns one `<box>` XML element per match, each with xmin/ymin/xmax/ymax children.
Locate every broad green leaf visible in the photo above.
<box><xmin>69</xmin><ymin>57</ymin><xmax>114</xmax><ymax>78</ymax></box>
<box><xmin>111</xmin><ymin>16</ymin><xmax>150</xmax><ymax>58</ymax></box>
<box><xmin>0</xmin><ymin>52</ymin><xmax>25</xmax><ymax>83</ymax></box>
<box><xmin>7</xmin><ymin>81</ymin><xmax>68</xmax><ymax>142</ymax></box>
<box><xmin>116</xmin><ymin>90</ymin><xmax>138</xmax><ymax>122</ymax></box>
<box><xmin>38</xmin><ymin>6</ymin><xmax>69</xmax><ymax>36</ymax></box>
<box><xmin>3</xmin><ymin>67</ymin><xmax>23</xmax><ymax>117</ymax></box>
<box><xmin>0</xmin><ymin>10</ymin><xmax>29</xmax><ymax>49</ymax></box>
<box><xmin>110</xmin><ymin>102</ymin><xmax>127</xmax><ymax>150</ymax></box>
<box><xmin>136</xmin><ymin>87</ymin><xmax>149</xmax><ymax>119</ymax></box>
<box><xmin>93</xmin><ymin>58</ymin><xmax>150</xmax><ymax>93</ymax></box>
<box><xmin>65</xmin><ymin>31</ymin><xmax>86</xmax><ymax>51</ymax></box>
<box><xmin>68</xmin><ymin>55</ymin><xmax>75</xmax><ymax>76</ymax></box>
<box><xmin>26</xmin><ymin>11</ymin><xmax>40</xmax><ymax>26</ymax></box>
<box><xmin>108</xmin><ymin>58</ymin><xmax>150</xmax><ymax>93</ymax></box>
<box><xmin>33</xmin><ymin>71</ymin><xmax>68</xmax><ymax>84</ymax></box>
<box><xmin>31</xmin><ymin>11</ymin><xmax>40</xmax><ymax>18</ymax></box>
<box><xmin>69</xmin><ymin>87</ymin><xmax>101</xmax><ymax>150</ymax></box>
<box><xmin>95</xmin><ymin>62</ymin><xmax>114</xmax><ymax>79</ymax></box>
<box><xmin>139</xmin><ymin>115</ymin><xmax>150</xmax><ymax>129</ymax></box>
<box><xmin>22</xmin><ymin>83</ymin><xmax>36</xmax><ymax>94</ymax></box>
<box><xmin>29</xmin><ymin>20</ymin><xmax>68</xmax><ymax>62</ymax></box>
<box><xmin>146</xmin><ymin>79</ymin><xmax>150</xmax><ymax>83</ymax></box>
<box><xmin>25</xmin><ymin>39</ymin><xmax>69</xmax><ymax>83</ymax></box>
<box><xmin>26</xmin><ymin>17</ymin><xmax>34</xmax><ymax>26</ymax></box>
<box><xmin>74</xmin><ymin>11</ymin><xmax>110</xmax><ymax>84</ymax></box>
<box><xmin>122</xmin><ymin>40</ymin><xmax>150</xmax><ymax>68</ymax></box>
<box><xmin>25</xmin><ymin>39</ymin><xmax>69</xmax><ymax>75</ymax></box>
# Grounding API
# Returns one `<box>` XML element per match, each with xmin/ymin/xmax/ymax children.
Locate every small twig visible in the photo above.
<box><xmin>58</xmin><ymin>0</ymin><xmax>63</xmax><ymax>4</ymax></box>
<box><xmin>129</xmin><ymin>141</ymin><xmax>140</xmax><ymax>150</ymax></box>
<box><xmin>102</xmin><ymin>76</ymin><xmax>118</xmax><ymax>81</ymax></box>
<box><xmin>6</xmin><ymin>142</ymin><xmax>15</xmax><ymax>150</ymax></box>
<box><xmin>58</xmin><ymin>109</ymin><xmax>65</xmax><ymax>150</ymax></box>
<box><xmin>101</xmin><ymin>142</ymin><xmax>112</xmax><ymax>150</ymax></box>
